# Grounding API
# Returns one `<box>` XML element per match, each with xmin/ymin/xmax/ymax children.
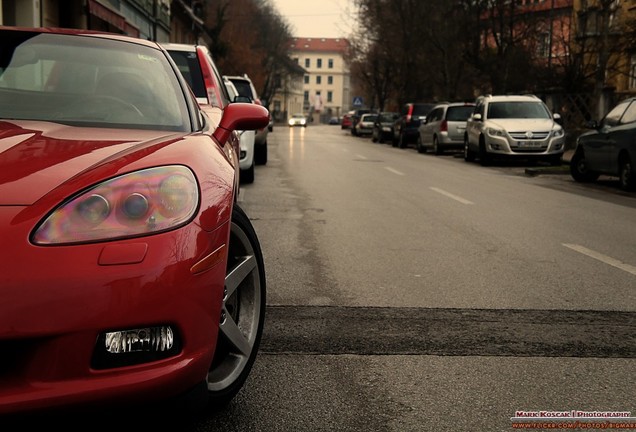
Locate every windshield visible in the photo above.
<box><xmin>0</xmin><ymin>31</ymin><xmax>189</xmax><ymax>131</ymax></box>
<box><xmin>487</xmin><ymin>102</ymin><xmax>551</xmax><ymax>119</ymax></box>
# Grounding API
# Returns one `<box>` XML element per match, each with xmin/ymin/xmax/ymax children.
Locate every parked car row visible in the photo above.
<box><xmin>0</xmin><ymin>26</ymin><xmax>269</xmax><ymax>418</ymax></box>
<box><xmin>346</xmin><ymin>93</ymin><xmax>635</xmax><ymax>192</ymax></box>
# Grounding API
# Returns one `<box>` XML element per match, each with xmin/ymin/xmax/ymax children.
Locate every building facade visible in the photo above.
<box><xmin>288</xmin><ymin>37</ymin><xmax>351</xmax><ymax>122</ymax></box>
<box><xmin>0</xmin><ymin>0</ymin><xmax>171</xmax><ymax>42</ymax></box>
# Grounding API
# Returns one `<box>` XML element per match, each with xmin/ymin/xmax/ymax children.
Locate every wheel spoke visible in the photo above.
<box><xmin>225</xmin><ymin>254</ymin><xmax>256</xmax><ymax>299</ymax></box>
<box><xmin>219</xmin><ymin>310</ymin><xmax>252</xmax><ymax>356</ymax></box>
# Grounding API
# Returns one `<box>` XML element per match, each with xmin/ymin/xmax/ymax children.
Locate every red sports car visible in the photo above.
<box><xmin>0</xmin><ymin>26</ymin><xmax>268</xmax><ymax>417</ymax></box>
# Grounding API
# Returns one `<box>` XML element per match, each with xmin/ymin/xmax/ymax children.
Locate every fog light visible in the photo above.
<box><xmin>105</xmin><ymin>326</ymin><xmax>174</xmax><ymax>353</ymax></box>
<box><xmin>92</xmin><ymin>325</ymin><xmax>180</xmax><ymax>369</ymax></box>
<box><xmin>240</xmin><ymin>150</ymin><xmax>246</xmax><ymax>159</ymax></box>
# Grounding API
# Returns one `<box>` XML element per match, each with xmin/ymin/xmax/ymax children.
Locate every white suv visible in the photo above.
<box><xmin>464</xmin><ymin>94</ymin><xmax>565</xmax><ymax>166</ymax></box>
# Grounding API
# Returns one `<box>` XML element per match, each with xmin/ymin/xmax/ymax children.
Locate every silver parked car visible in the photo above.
<box><xmin>417</xmin><ymin>102</ymin><xmax>475</xmax><ymax>154</ymax></box>
<box><xmin>464</xmin><ymin>94</ymin><xmax>565</xmax><ymax>166</ymax></box>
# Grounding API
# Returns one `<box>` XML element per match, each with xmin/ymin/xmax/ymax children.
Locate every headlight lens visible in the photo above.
<box><xmin>32</xmin><ymin>166</ymin><xmax>199</xmax><ymax>245</ymax></box>
<box><xmin>486</xmin><ymin>127</ymin><xmax>505</xmax><ymax>137</ymax></box>
<box><xmin>552</xmin><ymin>128</ymin><xmax>565</xmax><ymax>138</ymax></box>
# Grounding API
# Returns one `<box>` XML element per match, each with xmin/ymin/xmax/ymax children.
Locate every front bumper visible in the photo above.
<box><xmin>483</xmin><ymin>135</ymin><xmax>565</xmax><ymax>156</ymax></box>
<box><xmin>0</xmin><ymin>206</ymin><xmax>227</xmax><ymax>414</ymax></box>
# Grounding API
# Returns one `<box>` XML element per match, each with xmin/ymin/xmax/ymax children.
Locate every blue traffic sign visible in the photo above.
<box><xmin>352</xmin><ymin>96</ymin><xmax>363</xmax><ymax>107</ymax></box>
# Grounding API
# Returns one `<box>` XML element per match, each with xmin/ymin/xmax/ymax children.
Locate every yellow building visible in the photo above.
<box><xmin>288</xmin><ymin>37</ymin><xmax>351</xmax><ymax>122</ymax></box>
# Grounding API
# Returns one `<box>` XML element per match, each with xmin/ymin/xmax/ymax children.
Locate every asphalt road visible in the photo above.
<box><xmin>16</xmin><ymin>124</ymin><xmax>634</xmax><ymax>431</ymax></box>
<box><xmin>196</xmin><ymin>124</ymin><xmax>636</xmax><ymax>431</ymax></box>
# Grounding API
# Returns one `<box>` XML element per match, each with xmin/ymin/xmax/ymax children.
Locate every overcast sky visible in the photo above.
<box><xmin>269</xmin><ymin>0</ymin><xmax>356</xmax><ymax>39</ymax></box>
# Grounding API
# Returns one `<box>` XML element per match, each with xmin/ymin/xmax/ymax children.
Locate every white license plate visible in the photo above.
<box><xmin>518</xmin><ymin>141</ymin><xmax>541</xmax><ymax>147</ymax></box>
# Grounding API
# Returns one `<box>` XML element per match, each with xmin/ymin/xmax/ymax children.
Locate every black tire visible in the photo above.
<box><xmin>478</xmin><ymin>139</ymin><xmax>491</xmax><ymax>166</ymax></box>
<box><xmin>433</xmin><ymin>136</ymin><xmax>442</xmax><ymax>155</ymax></box>
<box><xmin>570</xmin><ymin>149</ymin><xmax>599</xmax><ymax>183</ymax></box>
<box><xmin>547</xmin><ymin>154</ymin><xmax>562</xmax><ymax>166</ymax></box>
<box><xmin>464</xmin><ymin>137</ymin><xmax>475</xmax><ymax>162</ymax></box>
<box><xmin>206</xmin><ymin>204</ymin><xmax>266</xmax><ymax>407</ymax></box>
<box><xmin>240</xmin><ymin>162</ymin><xmax>254</xmax><ymax>184</ymax></box>
<box><xmin>416</xmin><ymin>136</ymin><xmax>426</xmax><ymax>153</ymax></box>
<box><xmin>398</xmin><ymin>133</ymin><xmax>407</xmax><ymax>149</ymax></box>
<box><xmin>619</xmin><ymin>155</ymin><xmax>636</xmax><ymax>191</ymax></box>
<box><xmin>255</xmin><ymin>142</ymin><xmax>267</xmax><ymax>165</ymax></box>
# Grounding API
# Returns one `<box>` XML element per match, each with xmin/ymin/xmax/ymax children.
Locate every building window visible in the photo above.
<box><xmin>293</xmin><ymin>57</ymin><xmax>299</xmax><ymax>64</ymax></box>
<box><xmin>305</xmin><ymin>58</ymin><xmax>310</xmax><ymax>68</ymax></box>
<box><xmin>316</xmin><ymin>75</ymin><xmax>321</xmax><ymax>84</ymax></box>
<box><xmin>328</xmin><ymin>59</ymin><xmax>334</xmax><ymax>68</ymax></box>
<box><xmin>630</xmin><ymin>55</ymin><xmax>636</xmax><ymax>89</ymax></box>
<box><xmin>317</xmin><ymin>58</ymin><xmax>322</xmax><ymax>68</ymax></box>
<box><xmin>327</xmin><ymin>91</ymin><xmax>333</xmax><ymax>102</ymax></box>
<box><xmin>328</xmin><ymin>76</ymin><xmax>333</xmax><ymax>85</ymax></box>
<box><xmin>537</xmin><ymin>32</ymin><xmax>550</xmax><ymax>58</ymax></box>
<box><xmin>304</xmin><ymin>91</ymin><xmax>309</xmax><ymax>102</ymax></box>
<box><xmin>304</xmin><ymin>75</ymin><xmax>309</xmax><ymax>84</ymax></box>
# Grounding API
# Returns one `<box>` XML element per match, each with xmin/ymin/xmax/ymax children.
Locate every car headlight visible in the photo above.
<box><xmin>32</xmin><ymin>166</ymin><xmax>199</xmax><ymax>245</ymax></box>
<box><xmin>301</xmin><ymin>119</ymin><xmax>306</xmax><ymax>125</ymax></box>
<box><xmin>382</xmin><ymin>127</ymin><xmax>391</xmax><ymax>132</ymax></box>
<box><xmin>486</xmin><ymin>127</ymin><xmax>506</xmax><ymax>137</ymax></box>
<box><xmin>551</xmin><ymin>128</ymin><xmax>565</xmax><ymax>138</ymax></box>
<box><xmin>288</xmin><ymin>119</ymin><xmax>294</xmax><ymax>125</ymax></box>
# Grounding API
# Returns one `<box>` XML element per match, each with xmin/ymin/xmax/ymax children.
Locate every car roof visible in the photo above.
<box><xmin>482</xmin><ymin>95</ymin><xmax>542</xmax><ymax>103</ymax></box>
<box><xmin>160</xmin><ymin>42</ymin><xmax>201</xmax><ymax>52</ymax></box>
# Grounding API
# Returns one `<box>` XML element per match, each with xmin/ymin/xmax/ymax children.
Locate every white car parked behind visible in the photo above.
<box><xmin>224</xmin><ymin>79</ymin><xmax>256</xmax><ymax>183</ymax></box>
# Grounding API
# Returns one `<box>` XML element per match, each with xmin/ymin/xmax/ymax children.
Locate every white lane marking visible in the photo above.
<box><xmin>356</xmin><ymin>154</ymin><xmax>367</xmax><ymax>160</ymax></box>
<box><xmin>429</xmin><ymin>187</ymin><xmax>474</xmax><ymax>205</ymax></box>
<box><xmin>384</xmin><ymin>167</ymin><xmax>405</xmax><ymax>176</ymax></box>
<box><xmin>563</xmin><ymin>243</ymin><xmax>636</xmax><ymax>277</ymax></box>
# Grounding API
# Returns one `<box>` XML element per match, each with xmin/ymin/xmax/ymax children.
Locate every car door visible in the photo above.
<box><xmin>585</xmin><ymin>100</ymin><xmax>629</xmax><ymax>172</ymax></box>
<box><xmin>422</xmin><ymin>108</ymin><xmax>441</xmax><ymax>147</ymax></box>
<box><xmin>606</xmin><ymin>100</ymin><xmax>636</xmax><ymax>174</ymax></box>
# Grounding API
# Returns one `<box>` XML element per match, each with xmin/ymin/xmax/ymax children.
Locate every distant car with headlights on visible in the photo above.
<box><xmin>0</xmin><ymin>26</ymin><xmax>268</xmax><ymax>417</ymax></box>
<box><xmin>288</xmin><ymin>113</ymin><xmax>307</xmax><ymax>127</ymax></box>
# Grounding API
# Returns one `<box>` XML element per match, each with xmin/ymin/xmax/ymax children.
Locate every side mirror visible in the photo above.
<box><xmin>472</xmin><ymin>113</ymin><xmax>482</xmax><ymax>121</ymax></box>
<box><xmin>553</xmin><ymin>113</ymin><xmax>563</xmax><ymax>126</ymax></box>
<box><xmin>233</xmin><ymin>95</ymin><xmax>252</xmax><ymax>104</ymax></box>
<box><xmin>584</xmin><ymin>120</ymin><xmax>599</xmax><ymax>129</ymax></box>
<box><xmin>213</xmin><ymin>103</ymin><xmax>269</xmax><ymax>144</ymax></box>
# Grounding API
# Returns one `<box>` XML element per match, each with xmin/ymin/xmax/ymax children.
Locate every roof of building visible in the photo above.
<box><xmin>289</xmin><ymin>37</ymin><xmax>350</xmax><ymax>53</ymax></box>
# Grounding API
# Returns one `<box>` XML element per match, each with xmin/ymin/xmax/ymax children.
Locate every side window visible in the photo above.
<box><xmin>618</xmin><ymin>100</ymin><xmax>636</xmax><ymax>125</ymax></box>
<box><xmin>604</xmin><ymin>100</ymin><xmax>630</xmax><ymax>127</ymax></box>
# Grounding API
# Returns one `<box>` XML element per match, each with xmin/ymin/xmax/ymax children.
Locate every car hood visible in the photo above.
<box><xmin>0</xmin><ymin>120</ymin><xmax>184</xmax><ymax>205</ymax></box>
<box><xmin>486</xmin><ymin>118</ymin><xmax>558</xmax><ymax>131</ymax></box>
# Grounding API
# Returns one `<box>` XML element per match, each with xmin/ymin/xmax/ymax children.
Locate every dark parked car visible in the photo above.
<box><xmin>570</xmin><ymin>97</ymin><xmax>636</xmax><ymax>191</ymax></box>
<box><xmin>393</xmin><ymin>102</ymin><xmax>436</xmax><ymax>148</ymax></box>
<box><xmin>372</xmin><ymin>111</ymin><xmax>399</xmax><ymax>143</ymax></box>
<box><xmin>350</xmin><ymin>108</ymin><xmax>371</xmax><ymax>136</ymax></box>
